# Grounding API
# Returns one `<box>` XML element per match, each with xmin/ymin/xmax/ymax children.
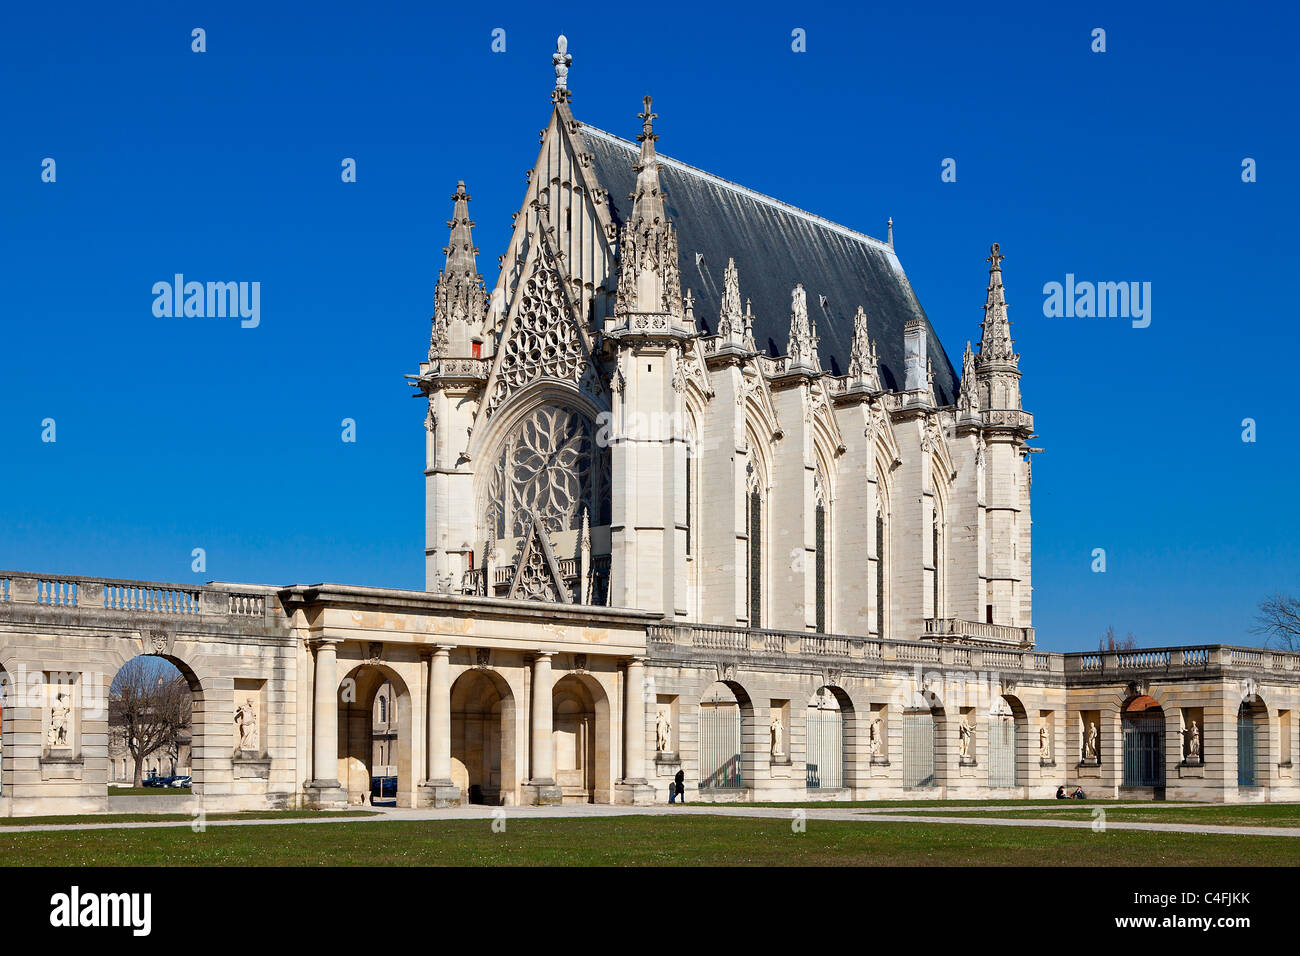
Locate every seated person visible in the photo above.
<box><xmin>1071</xmin><ymin>786</ymin><xmax>1086</xmax><ymax>799</ymax></box>
<box><xmin>1056</xmin><ymin>785</ymin><xmax>1066</xmax><ymax>799</ymax></box>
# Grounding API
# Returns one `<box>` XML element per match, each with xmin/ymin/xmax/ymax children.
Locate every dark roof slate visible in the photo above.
<box><xmin>581</xmin><ymin>125</ymin><xmax>958</xmax><ymax>404</ymax></box>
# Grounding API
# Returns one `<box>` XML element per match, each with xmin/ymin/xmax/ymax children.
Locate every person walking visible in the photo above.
<box><xmin>671</xmin><ymin>768</ymin><xmax>685</xmax><ymax>804</ymax></box>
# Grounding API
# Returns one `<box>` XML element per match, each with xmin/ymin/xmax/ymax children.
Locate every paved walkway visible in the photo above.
<box><xmin>0</xmin><ymin>802</ymin><xmax>1297</xmax><ymax>838</ymax></box>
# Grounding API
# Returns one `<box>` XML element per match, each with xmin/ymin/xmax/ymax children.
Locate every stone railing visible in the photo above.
<box><xmin>923</xmin><ymin>618</ymin><xmax>1036</xmax><ymax>647</ymax></box>
<box><xmin>459</xmin><ymin>555</ymin><xmax>612</xmax><ymax>601</ymax></box>
<box><xmin>0</xmin><ymin>572</ymin><xmax>279</xmax><ymax>622</ymax></box>
<box><xmin>1063</xmin><ymin>645</ymin><xmax>1300</xmax><ymax>678</ymax></box>
<box><xmin>646</xmin><ymin>621</ymin><xmax>1060</xmax><ymax>672</ymax></box>
<box><xmin>982</xmin><ymin>408</ymin><xmax>1034</xmax><ymax>430</ymax></box>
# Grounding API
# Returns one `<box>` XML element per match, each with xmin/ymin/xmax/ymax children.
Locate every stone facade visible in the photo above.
<box><xmin>0</xmin><ymin>40</ymin><xmax>1294</xmax><ymax>815</ymax></box>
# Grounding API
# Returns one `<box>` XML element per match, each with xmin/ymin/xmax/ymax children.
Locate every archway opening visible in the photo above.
<box><xmin>552</xmin><ymin>673</ymin><xmax>610</xmax><ymax>804</ymax></box>
<box><xmin>339</xmin><ymin>664</ymin><xmax>411</xmax><ymax>807</ymax></box>
<box><xmin>1122</xmin><ymin>695</ymin><xmax>1165</xmax><ymax>788</ymax></box>
<box><xmin>988</xmin><ymin>696</ymin><xmax>1022</xmax><ymax>788</ymax></box>
<box><xmin>699</xmin><ymin>681</ymin><xmax>751</xmax><ymax>791</ymax></box>
<box><xmin>451</xmin><ymin>669</ymin><xmax>515</xmax><ymax>805</ymax></box>
<box><xmin>805</xmin><ymin>686</ymin><xmax>850</xmax><ymax>790</ymax></box>
<box><xmin>1238</xmin><ymin>698</ymin><xmax>1266</xmax><ymax>788</ymax></box>
<box><xmin>902</xmin><ymin>701</ymin><xmax>939</xmax><ymax>789</ymax></box>
<box><xmin>109</xmin><ymin>655</ymin><xmax>197</xmax><ymax>791</ymax></box>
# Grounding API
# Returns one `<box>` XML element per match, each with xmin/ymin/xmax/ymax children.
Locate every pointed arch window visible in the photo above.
<box><xmin>747</xmin><ymin>461</ymin><xmax>763</xmax><ymax>628</ymax></box>
<box><xmin>875</xmin><ymin>498</ymin><xmax>888</xmax><ymax>639</ymax></box>
<box><xmin>814</xmin><ymin>470</ymin><xmax>828</xmax><ymax>634</ymax></box>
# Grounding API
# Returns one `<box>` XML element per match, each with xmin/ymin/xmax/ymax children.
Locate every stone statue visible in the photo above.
<box><xmin>47</xmin><ymin>691</ymin><xmax>71</xmax><ymax>749</ymax></box>
<box><xmin>656</xmin><ymin>709</ymin><xmax>671</xmax><ymax>753</ymax></box>
<box><xmin>958</xmin><ymin>717</ymin><xmax>974</xmax><ymax>758</ymax></box>
<box><xmin>1083</xmin><ymin>721</ymin><xmax>1099</xmax><ymax>760</ymax></box>
<box><xmin>868</xmin><ymin>718</ymin><xmax>882</xmax><ymax>756</ymax></box>
<box><xmin>1039</xmin><ymin>724</ymin><xmax>1050</xmax><ymax>759</ymax></box>
<box><xmin>235</xmin><ymin>697</ymin><xmax>259</xmax><ymax>753</ymax></box>
<box><xmin>770</xmin><ymin>713</ymin><xmax>784</xmax><ymax>757</ymax></box>
<box><xmin>1182</xmin><ymin>720</ymin><xmax>1200</xmax><ymax>760</ymax></box>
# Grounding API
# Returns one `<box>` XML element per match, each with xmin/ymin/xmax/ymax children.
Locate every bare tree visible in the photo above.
<box><xmin>110</xmin><ymin>659</ymin><xmax>190</xmax><ymax>787</ymax></box>
<box><xmin>1099</xmin><ymin>625</ymin><xmax>1138</xmax><ymax>652</ymax></box>
<box><xmin>1251</xmin><ymin>592</ymin><xmax>1300</xmax><ymax>650</ymax></box>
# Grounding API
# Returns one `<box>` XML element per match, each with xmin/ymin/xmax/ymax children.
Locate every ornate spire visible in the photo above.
<box><xmin>977</xmin><ymin>242</ymin><xmax>1017</xmax><ymax>368</ymax></box>
<box><xmin>887</xmin><ymin>217</ymin><xmax>894</xmax><ymax>248</ymax></box>
<box><xmin>430</xmin><ymin>181</ymin><xmax>486</xmax><ymax>360</ymax></box>
<box><xmin>743</xmin><ymin>298</ymin><xmax>756</xmax><ymax>349</ymax></box>
<box><xmin>717</xmin><ymin>258</ymin><xmax>746</xmax><ymax>345</ymax></box>
<box><xmin>551</xmin><ymin>35</ymin><xmax>572</xmax><ymax>103</ymax></box>
<box><xmin>786</xmin><ymin>283</ymin><xmax>821</xmax><ymax>373</ymax></box>
<box><xmin>614</xmin><ymin>95</ymin><xmax>684</xmax><ymax>324</ymax></box>
<box><xmin>846</xmin><ymin>306</ymin><xmax>882</xmax><ymax>390</ymax></box>
<box><xmin>957</xmin><ymin>341</ymin><xmax>980</xmax><ymax>417</ymax></box>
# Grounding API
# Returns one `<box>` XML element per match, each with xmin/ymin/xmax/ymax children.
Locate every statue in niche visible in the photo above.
<box><xmin>656</xmin><ymin>709</ymin><xmax>672</xmax><ymax>753</ymax></box>
<box><xmin>1083</xmin><ymin>721</ymin><xmax>1099</xmax><ymax>760</ymax></box>
<box><xmin>235</xmin><ymin>697</ymin><xmax>260</xmax><ymax>753</ymax></box>
<box><xmin>1182</xmin><ymin>720</ymin><xmax>1201</xmax><ymax>760</ymax></box>
<box><xmin>47</xmin><ymin>691</ymin><xmax>71</xmax><ymax>749</ymax></box>
<box><xmin>868</xmin><ymin>718</ymin><xmax>883</xmax><ymax>756</ymax></box>
<box><xmin>1039</xmin><ymin>725</ymin><xmax>1051</xmax><ymax>759</ymax></box>
<box><xmin>770</xmin><ymin>713</ymin><xmax>784</xmax><ymax>757</ymax></box>
<box><xmin>958</xmin><ymin>717</ymin><xmax>973</xmax><ymax>758</ymax></box>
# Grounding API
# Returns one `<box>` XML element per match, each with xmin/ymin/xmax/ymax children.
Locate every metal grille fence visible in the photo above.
<box><xmin>805</xmin><ymin>708</ymin><xmax>842</xmax><ymax>789</ymax></box>
<box><xmin>902</xmin><ymin>711</ymin><xmax>936</xmax><ymax>788</ymax></box>
<box><xmin>988</xmin><ymin>716</ymin><xmax>1017</xmax><ymax>787</ymax></box>
<box><xmin>1122</xmin><ymin>713</ymin><xmax>1165</xmax><ymax>787</ymax></box>
<box><xmin>1238</xmin><ymin>713</ymin><xmax>1257</xmax><ymax>787</ymax></box>
<box><xmin>699</xmin><ymin>706</ymin><xmax>743</xmax><ymax>790</ymax></box>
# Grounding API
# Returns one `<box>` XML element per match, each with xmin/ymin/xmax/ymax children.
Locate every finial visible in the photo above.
<box><xmin>552</xmin><ymin>35</ymin><xmax>572</xmax><ymax>101</ymax></box>
<box><xmin>637</xmin><ymin>95</ymin><xmax>658</xmax><ymax>143</ymax></box>
<box><xmin>684</xmin><ymin>288</ymin><xmax>695</xmax><ymax>326</ymax></box>
<box><xmin>887</xmin><ymin>217</ymin><xmax>894</xmax><ymax>248</ymax></box>
<box><xmin>987</xmin><ymin>242</ymin><xmax>1004</xmax><ymax>271</ymax></box>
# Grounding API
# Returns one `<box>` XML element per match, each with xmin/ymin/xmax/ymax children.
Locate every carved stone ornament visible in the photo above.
<box><xmin>573</xmin><ymin>653</ymin><xmax>588</xmax><ymax>673</ymax></box>
<box><xmin>148</xmin><ymin>629</ymin><xmax>170</xmax><ymax>655</ymax></box>
<box><xmin>363</xmin><ymin>642</ymin><xmax>383</xmax><ymax>666</ymax></box>
<box><xmin>475</xmin><ymin>648</ymin><xmax>491</xmax><ymax>669</ymax></box>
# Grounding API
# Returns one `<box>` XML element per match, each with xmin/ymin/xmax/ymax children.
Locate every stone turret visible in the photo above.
<box><xmin>785</xmin><ymin>283</ymin><xmax>821</xmax><ymax>374</ymax></box>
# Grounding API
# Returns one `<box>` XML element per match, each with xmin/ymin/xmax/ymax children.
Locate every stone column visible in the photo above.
<box><xmin>523</xmin><ymin>651</ymin><xmax>561</xmax><ymax>805</ymax></box>
<box><xmin>614</xmin><ymin>657</ymin><xmax>655</xmax><ymax>805</ymax></box>
<box><xmin>419</xmin><ymin>645</ymin><xmax>460</xmax><ymax>807</ymax></box>
<box><xmin>304</xmin><ymin>639</ymin><xmax>346</xmax><ymax>807</ymax></box>
<box><xmin>624</xmin><ymin>657</ymin><xmax>647</xmax><ymax>781</ymax></box>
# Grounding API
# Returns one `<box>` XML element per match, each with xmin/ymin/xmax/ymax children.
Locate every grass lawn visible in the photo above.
<box><xmin>869</xmin><ymin>803</ymin><xmax>1300</xmax><ymax>827</ymax></box>
<box><xmin>109</xmin><ymin>787</ymin><xmax>194</xmax><ymax>796</ymax></box>
<box><xmin>726</xmin><ymin>798</ymin><xmax>1134</xmax><ymax>809</ymax></box>
<box><xmin>0</xmin><ymin>815</ymin><xmax>1297</xmax><ymax>866</ymax></box>
<box><xmin>0</xmin><ymin>810</ymin><xmax>377</xmax><ymax>827</ymax></box>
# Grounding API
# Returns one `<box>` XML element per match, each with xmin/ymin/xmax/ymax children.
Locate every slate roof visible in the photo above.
<box><xmin>581</xmin><ymin>125</ymin><xmax>959</xmax><ymax>404</ymax></box>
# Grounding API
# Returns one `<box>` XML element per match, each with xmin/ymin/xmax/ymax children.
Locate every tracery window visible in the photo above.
<box><xmin>747</xmin><ymin>460</ymin><xmax>763</xmax><ymax>628</ymax></box>
<box><xmin>875</xmin><ymin>499</ymin><xmax>888</xmax><ymax>639</ymax></box>
<box><xmin>484</xmin><ymin>403</ymin><xmax>611</xmax><ymax>539</ymax></box>
<box><xmin>814</xmin><ymin>470</ymin><xmax>828</xmax><ymax>634</ymax></box>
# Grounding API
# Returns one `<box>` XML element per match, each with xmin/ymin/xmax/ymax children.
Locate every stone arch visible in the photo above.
<box><xmin>697</xmin><ymin>677</ymin><xmax>755</xmax><ymax>793</ymax></box>
<box><xmin>108</xmin><ymin>652</ymin><xmax>202</xmax><ymax>791</ymax></box>
<box><xmin>805</xmin><ymin>685</ymin><xmax>855</xmax><ymax>790</ymax></box>
<box><xmin>991</xmin><ymin>694</ymin><xmax>1030</xmax><ymax>788</ymax></box>
<box><xmin>551</xmin><ymin>672</ymin><xmax>612</xmax><ymax>804</ymax></box>
<box><xmin>1237</xmin><ymin>692</ymin><xmax>1269</xmax><ymax>789</ymax></box>
<box><xmin>1119</xmin><ymin>693</ymin><xmax>1166</xmax><ymax>789</ymax></box>
<box><xmin>337</xmin><ymin>663</ymin><xmax>414</xmax><ymax>807</ymax></box>
<box><xmin>450</xmin><ymin>668</ymin><xmax>518</xmax><ymax>805</ymax></box>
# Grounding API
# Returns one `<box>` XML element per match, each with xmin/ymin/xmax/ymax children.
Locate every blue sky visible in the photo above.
<box><xmin>1</xmin><ymin>1</ymin><xmax>1296</xmax><ymax>651</ymax></box>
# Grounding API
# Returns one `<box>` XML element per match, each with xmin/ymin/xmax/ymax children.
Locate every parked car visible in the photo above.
<box><xmin>142</xmin><ymin>775</ymin><xmax>166</xmax><ymax>788</ymax></box>
<box><xmin>370</xmin><ymin>775</ymin><xmax>397</xmax><ymax>804</ymax></box>
<box><xmin>169</xmin><ymin>776</ymin><xmax>192</xmax><ymax>788</ymax></box>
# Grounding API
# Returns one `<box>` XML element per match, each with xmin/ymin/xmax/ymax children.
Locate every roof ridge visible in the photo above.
<box><xmin>581</xmin><ymin>124</ymin><xmax>898</xmax><ymax>256</ymax></box>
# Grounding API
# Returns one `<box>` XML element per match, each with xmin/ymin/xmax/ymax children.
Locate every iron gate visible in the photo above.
<box><xmin>699</xmin><ymin>706</ymin><xmax>742</xmax><ymax>790</ymax></box>
<box><xmin>1238</xmin><ymin>713</ymin><xmax>1257</xmax><ymax>787</ymax></box>
<box><xmin>1122</xmin><ymin>713</ymin><xmax>1165</xmax><ymax>787</ymax></box>
<box><xmin>988</xmin><ymin>716</ymin><xmax>1017</xmax><ymax>787</ymax></box>
<box><xmin>902</xmin><ymin>711</ymin><xmax>936</xmax><ymax>788</ymax></box>
<box><xmin>805</xmin><ymin>708</ymin><xmax>843</xmax><ymax>789</ymax></box>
